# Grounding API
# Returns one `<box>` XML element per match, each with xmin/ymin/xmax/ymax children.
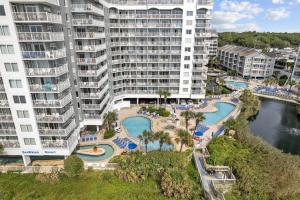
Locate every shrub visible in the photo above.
<box><xmin>64</xmin><ymin>155</ymin><xmax>84</xmax><ymax>177</ymax></box>
<box><xmin>103</xmin><ymin>129</ymin><xmax>116</xmax><ymax>139</ymax></box>
<box><xmin>143</xmin><ymin>106</ymin><xmax>170</xmax><ymax>117</ymax></box>
<box><xmin>35</xmin><ymin>168</ymin><xmax>61</xmax><ymax>184</ymax></box>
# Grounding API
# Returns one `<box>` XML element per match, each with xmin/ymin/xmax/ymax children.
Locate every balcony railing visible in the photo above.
<box><xmin>74</xmin><ymin>32</ymin><xmax>105</xmax><ymax>39</ymax></box>
<box><xmin>13</xmin><ymin>12</ymin><xmax>62</xmax><ymax>23</ymax></box>
<box><xmin>79</xmin><ymin>74</ymin><xmax>108</xmax><ymax>88</ymax></box>
<box><xmin>106</xmin><ymin>0</ymin><xmax>183</xmax><ymax>5</ymax></box>
<box><xmin>80</xmin><ymin>84</ymin><xmax>109</xmax><ymax>99</ymax></box>
<box><xmin>39</xmin><ymin>120</ymin><xmax>76</xmax><ymax>137</ymax></box>
<box><xmin>26</xmin><ymin>64</ymin><xmax>68</xmax><ymax>77</ymax></box>
<box><xmin>0</xmin><ymin>115</ymin><xmax>13</xmax><ymax>121</ymax></box>
<box><xmin>22</xmin><ymin>49</ymin><xmax>66</xmax><ymax>60</ymax></box>
<box><xmin>78</xmin><ymin>65</ymin><xmax>107</xmax><ymax>76</ymax></box>
<box><xmin>0</xmin><ymin>129</ymin><xmax>16</xmax><ymax>136</ymax></box>
<box><xmin>76</xmin><ymin>55</ymin><xmax>106</xmax><ymax>65</ymax></box>
<box><xmin>71</xmin><ymin>3</ymin><xmax>103</xmax><ymax>14</ymax></box>
<box><xmin>0</xmin><ymin>100</ymin><xmax>9</xmax><ymax>108</ymax></box>
<box><xmin>35</xmin><ymin>107</ymin><xmax>74</xmax><ymax>123</ymax></box>
<box><xmin>0</xmin><ymin>140</ymin><xmax>20</xmax><ymax>148</ymax></box>
<box><xmin>75</xmin><ymin>44</ymin><xmax>106</xmax><ymax>52</ymax></box>
<box><xmin>10</xmin><ymin>0</ymin><xmax>60</xmax><ymax>6</ymax></box>
<box><xmin>33</xmin><ymin>93</ymin><xmax>72</xmax><ymax>108</ymax></box>
<box><xmin>81</xmin><ymin>94</ymin><xmax>109</xmax><ymax>110</ymax></box>
<box><xmin>72</xmin><ymin>18</ymin><xmax>104</xmax><ymax>26</ymax></box>
<box><xmin>18</xmin><ymin>32</ymin><xmax>64</xmax><ymax>42</ymax></box>
<box><xmin>29</xmin><ymin>79</ymin><xmax>70</xmax><ymax>93</ymax></box>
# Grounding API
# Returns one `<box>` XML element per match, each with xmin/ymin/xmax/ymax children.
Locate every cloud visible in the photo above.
<box><xmin>265</xmin><ymin>7</ymin><xmax>290</xmax><ymax>20</ymax></box>
<box><xmin>272</xmin><ymin>0</ymin><xmax>285</xmax><ymax>4</ymax></box>
<box><xmin>212</xmin><ymin>0</ymin><xmax>263</xmax><ymax>32</ymax></box>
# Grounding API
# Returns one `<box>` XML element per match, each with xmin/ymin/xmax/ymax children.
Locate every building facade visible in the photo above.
<box><xmin>218</xmin><ymin>45</ymin><xmax>275</xmax><ymax>80</ymax></box>
<box><xmin>291</xmin><ymin>47</ymin><xmax>300</xmax><ymax>82</ymax></box>
<box><xmin>0</xmin><ymin>0</ymin><xmax>215</xmax><ymax>165</ymax></box>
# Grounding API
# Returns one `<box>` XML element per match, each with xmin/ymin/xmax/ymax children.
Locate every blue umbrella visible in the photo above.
<box><xmin>128</xmin><ymin>143</ymin><xmax>137</xmax><ymax>150</ymax></box>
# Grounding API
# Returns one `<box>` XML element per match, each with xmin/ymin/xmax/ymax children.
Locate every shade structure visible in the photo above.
<box><xmin>193</xmin><ymin>124</ymin><xmax>209</xmax><ymax>137</ymax></box>
<box><xmin>128</xmin><ymin>143</ymin><xmax>137</xmax><ymax>150</ymax></box>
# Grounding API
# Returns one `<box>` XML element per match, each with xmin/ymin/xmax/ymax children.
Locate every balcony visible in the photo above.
<box><xmin>0</xmin><ymin>84</ymin><xmax>5</xmax><ymax>92</ymax></box>
<box><xmin>76</xmin><ymin>55</ymin><xmax>107</xmax><ymax>65</ymax></box>
<box><xmin>75</xmin><ymin>44</ymin><xmax>106</xmax><ymax>52</ymax></box>
<box><xmin>71</xmin><ymin>4</ymin><xmax>103</xmax><ymax>15</ymax></box>
<box><xmin>10</xmin><ymin>0</ymin><xmax>60</xmax><ymax>6</ymax></box>
<box><xmin>39</xmin><ymin>120</ymin><xmax>76</xmax><ymax>137</ymax></box>
<box><xmin>78</xmin><ymin>65</ymin><xmax>107</xmax><ymax>77</ymax></box>
<box><xmin>29</xmin><ymin>79</ymin><xmax>70</xmax><ymax>93</ymax></box>
<box><xmin>26</xmin><ymin>64</ymin><xmax>68</xmax><ymax>77</ymax></box>
<box><xmin>13</xmin><ymin>12</ymin><xmax>62</xmax><ymax>24</ymax></box>
<box><xmin>0</xmin><ymin>100</ymin><xmax>9</xmax><ymax>108</ymax></box>
<box><xmin>35</xmin><ymin>107</ymin><xmax>74</xmax><ymax>123</ymax></box>
<box><xmin>22</xmin><ymin>49</ymin><xmax>66</xmax><ymax>60</ymax></box>
<box><xmin>79</xmin><ymin>74</ymin><xmax>108</xmax><ymax>88</ymax></box>
<box><xmin>81</xmin><ymin>94</ymin><xmax>109</xmax><ymax>110</ymax></box>
<box><xmin>72</xmin><ymin>18</ymin><xmax>104</xmax><ymax>27</ymax></box>
<box><xmin>17</xmin><ymin>32</ymin><xmax>64</xmax><ymax>42</ymax></box>
<box><xmin>74</xmin><ymin>32</ymin><xmax>105</xmax><ymax>39</ymax></box>
<box><xmin>0</xmin><ymin>140</ymin><xmax>20</xmax><ymax>148</ymax></box>
<box><xmin>80</xmin><ymin>84</ymin><xmax>109</xmax><ymax>99</ymax></box>
<box><xmin>32</xmin><ymin>93</ymin><xmax>72</xmax><ymax>108</ymax></box>
<box><xmin>0</xmin><ymin>129</ymin><xmax>16</xmax><ymax>136</ymax></box>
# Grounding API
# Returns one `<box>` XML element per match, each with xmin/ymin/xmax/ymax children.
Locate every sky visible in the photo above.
<box><xmin>212</xmin><ymin>0</ymin><xmax>300</xmax><ymax>32</ymax></box>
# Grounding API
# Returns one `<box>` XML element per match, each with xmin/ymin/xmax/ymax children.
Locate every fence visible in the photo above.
<box><xmin>0</xmin><ymin>165</ymin><xmax>63</xmax><ymax>173</ymax></box>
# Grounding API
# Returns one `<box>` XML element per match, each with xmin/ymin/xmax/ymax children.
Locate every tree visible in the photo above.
<box><xmin>137</xmin><ymin>130</ymin><xmax>154</xmax><ymax>153</ymax></box>
<box><xmin>288</xmin><ymin>80</ymin><xmax>297</xmax><ymax>92</ymax></box>
<box><xmin>175</xmin><ymin>129</ymin><xmax>193</xmax><ymax>152</ymax></box>
<box><xmin>0</xmin><ymin>144</ymin><xmax>3</xmax><ymax>153</ymax></box>
<box><xmin>162</xmin><ymin>90</ymin><xmax>171</xmax><ymax>107</ymax></box>
<box><xmin>156</xmin><ymin>89</ymin><xmax>164</xmax><ymax>106</ymax></box>
<box><xmin>193</xmin><ymin>112</ymin><xmax>205</xmax><ymax>129</ymax></box>
<box><xmin>180</xmin><ymin>111</ymin><xmax>194</xmax><ymax>131</ymax></box>
<box><xmin>153</xmin><ymin>131</ymin><xmax>172</xmax><ymax>151</ymax></box>
<box><xmin>103</xmin><ymin>111</ymin><xmax>118</xmax><ymax>130</ymax></box>
<box><xmin>64</xmin><ymin>155</ymin><xmax>84</xmax><ymax>177</ymax></box>
<box><xmin>218</xmin><ymin>78</ymin><xmax>225</xmax><ymax>86</ymax></box>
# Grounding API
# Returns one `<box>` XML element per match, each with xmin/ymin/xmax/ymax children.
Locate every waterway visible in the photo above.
<box><xmin>249</xmin><ymin>98</ymin><xmax>300</xmax><ymax>155</ymax></box>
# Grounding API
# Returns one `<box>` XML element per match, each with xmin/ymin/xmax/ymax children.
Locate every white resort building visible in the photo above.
<box><xmin>0</xmin><ymin>0</ymin><xmax>215</xmax><ymax>165</ymax></box>
<box><xmin>218</xmin><ymin>45</ymin><xmax>276</xmax><ymax>80</ymax></box>
<box><xmin>291</xmin><ymin>47</ymin><xmax>300</xmax><ymax>82</ymax></box>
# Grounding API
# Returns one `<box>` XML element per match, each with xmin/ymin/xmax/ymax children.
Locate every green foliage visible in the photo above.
<box><xmin>35</xmin><ymin>168</ymin><xmax>61</xmax><ymax>184</ymax></box>
<box><xmin>153</xmin><ymin>131</ymin><xmax>172</xmax><ymax>151</ymax></box>
<box><xmin>175</xmin><ymin>129</ymin><xmax>193</xmax><ymax>152</ymax></box>
<box><xmin>218</xmin><ymin>32</ymin><xmax>300</xmax><ymax>49</ymax></box>
<box><xmin>207</xmin><ymin>90</ymin><xmax>300</xmax><ymax>200</ymax></box>
<box><xmin>0</xmin><ymin>144</ymin><xmax>3</xmax><ymax>153</ymax></box>
<box><xmin>63</xmin><ymin>155</ymin><xmax>84</xmax><ymax>178</ymax></box>
<box><xmin>143</xmin><ymin>106</ymin><xmax>170</xmax><ymax>117</ymax></box>
<box><xmin>103</xmin><ymin>129</ymin><xmax>116</xmax><ymax>139</ymax></box>
<box><xmin>103</xmin><ymin>111</ymin><xmax>118</xmax><ymax>130</ymax></box>
<box><xmin>137</xmin><ymin>130</ymin><xmax>154</xmax><ymax>153</ymax></box>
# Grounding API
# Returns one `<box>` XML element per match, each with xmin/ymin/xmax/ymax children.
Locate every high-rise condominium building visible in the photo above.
<box><xmin>218</xmin><ymin>45</ymin><xmax>276</xmax><ymax>80</ymax></box>
<box><xmin>0</xmin><ymin>0</ymin><xmax>215</xmax><ymax>165</ymax></box>
<box><xmin>291</xmin><ymin>47</ymin><xmax>300</xmax><ymax>82</ymax></box>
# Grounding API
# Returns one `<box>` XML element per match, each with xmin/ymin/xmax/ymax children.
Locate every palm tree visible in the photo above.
<box><xmin>263</xmin><ymin>79</ymin><xmax>271</xmax><ymax>86</ymax></box>
<box><xmin>218</xmin><ymin>78</ymin><xmax>225</xmax><ymax>86</ymax></box>
<box><xmin>288</xmin><ymin>80</ymin><xmax>297</xmax><ymax>92</ymax></box>
<box><xmin>153</xmin><ymin>131</ymin><xmax>172</xmax><ymax>151</ymax></box>
<box><xmin>103</xmin><ymin>111</ymin><xmax>118</xmax><ymax>130</ymax></box>
<box><xmin>137</xmin><ymin>130</ymin><xmax>154</xmax><ymax>153</ymax></box>
<box><xmin>162</xmin><ymin>90</ymin><xmax>171</xmax><ymax>107</ymax></box>
<box><xmin>180</xmin><ymin>111</ymin><xmax>194</xmax><ymax>131</ymax></box>
<box><xmin>175</xmin><ymin>129</ymin><xmax>193</xmax><ymax>152</ymax></box>
<box><xmin>156</xmin><ymin>89</ymin><xmax>164</xmax><ymax>107</ymax></box>
<box><xmin>193</xmin><ymin>112</ymin><xmax>206</xmax><ymax>129</ymax></box>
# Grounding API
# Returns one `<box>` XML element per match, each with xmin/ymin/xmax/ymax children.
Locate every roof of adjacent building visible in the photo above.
<box><xmin>218</xmin><ymin>45</ymin><xmax>276</xmax><ymax>58</ymax></box>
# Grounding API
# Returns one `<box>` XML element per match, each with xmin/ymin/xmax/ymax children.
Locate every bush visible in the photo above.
<box><xmin>64</xmin><ymin>155</ymin><xmax>84</xmax><ymax>177</ymax></box>
<box><xmin>143</xmin><ymin>106</ymin><xmax>170</xmax><ymax>117</ymax></box>
<box><xmin>103</xmin><ymin>129</ymin><xmax>116</xmax><ymax>139</ymax></box>
<box><xmin>35</xmin><ymin>168</ymin><xmax>61</xmax><ymax>184</ymax></box>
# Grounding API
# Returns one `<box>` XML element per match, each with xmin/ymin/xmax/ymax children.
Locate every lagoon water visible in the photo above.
<box><xmin>249</xmin><ymin>98</ymin><xmax>300</xmax><ymax>155</ymax></box>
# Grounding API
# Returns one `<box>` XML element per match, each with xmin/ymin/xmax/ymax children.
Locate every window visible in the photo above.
<box><xmin>183</xmin><ymin>72</ymin><xmax>189</xmax><ymax>77</ymax></box>
<box><xmin>186</xmin><ymin>30</ymin><xmax>192</xmax><ymax>34</ymax></box>
<box><xmin>20</xmin><ymin>125</ymin><xmax>33</xmax><ymax>132</ymax></box>
<box><xmin>187</xmin><ymin>11</ymin><xmax>193</xmax><ymax>16</ymax></box>
<box><xmin>185</xmin><ymin>47</ymin><xmax>191</xmax><ymax>52</ymax></box>
<box><xmin>4</xmin><ymin>63</ymin><xmax>18</xmax><ymax>72</ymax></box>
<box><xmin>0</xmin><ymin>5</ymin><xmax>5</xmax><ymax>16</ymax></box>
<box><xmin>24</xmin><ymin>138</ymin><xmax>36</xmax><ymax>145</ymax></box>
<box><xmin>183</xmin><ymin>80</ymin><xmax>189</xmax><ymax>84</ymax></box>
<box><xmin>182</xmin><ymin>88</ymin><xmax>188</xmax><ymax>92</ymax></box>
<box><xmin>13</xmin><ymin>96</ymin><xmax>26</xmax><ymax>104</ymax></box>
<box><xmin>184</xmin><ymin>64</ymin><xmax>190</xmax><ymax>69</ymax></box>
<box><xmin>0</xmin><ymin>25</ymin><xmax>9</xmax><ymax>36</ymax></box>
<box><xmin>184</xmin><ymin>56</ymin><xmax>190</xmax><ymax>60</ymax></box>
<box><xmin>0</xmin><ymin>45</ymin><xmax>14</xmax><ymax>54</ymax></box>
<box><xmin>17</xmin><ymin>110</ymin><xmax>29</xmax><ymax>118</ymax></box>
<box><xmin>9</xmin><ymin>80</ymin><xmax>22</xmax><ymax>88</ymax></box>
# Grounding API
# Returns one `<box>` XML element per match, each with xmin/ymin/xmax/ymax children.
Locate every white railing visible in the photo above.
<box><xmin>76</xmin><ymin>55</ymin><xmax>106</xmax><ymax>65</ymax></box>
<box><xmin>13</xmin><ymin>12</ymin><xmax>62</xmax><ymax>23</ymax></box>
<box><xmin>26</xmin><ymin>64</ymin><xmax>68</xmax><ymax>77</ymax></box>
<box><xmin>72</xmin><ymin>18</ymin><xmax>104</xmax><ymax>26</ymax></box>
<box><xmin>0</xmin><ymin>115</ymin><xmax>13</xmax><ymax>121</ymax></box>
<box><xmin>18</xmin><ymin>32</ymin><xmax>64</xmax><ymax>41</ymax></box>
<box><xmin>0</xmin><ymin>140</ymin><xmax>20</xmax><ymax>148</ymax></box>
<box><xmin>0</xmin><ymin>129</ymin><xmax>16</xmax><ymax>135</ymax></box>
<box><xmin>33</xmin><ymin>93</ymin><xmax>72</xmax><ymax>108</ymax></box>
<box><xmin>39</xmin><ymin>119</ymin><xmax>76</xmax><ymax>137</ymax></box>
<box><xmin>74</xmin><ymin>32</ymin><xmax>105</xmax><ymax>39</ymax></box>
<box><xmin>80</xmin><ymin>84</ymin><xmax>109</xmax><ymax>99</ymax></box>
<box><xmin>78</xmin><ymin>65</ymin><xmax>107</xmax><ymax>76</ymax></box>
<box><xmin>22</xmin><ymin>49</ymin><xmax>66</xmax><ymax>60</ymax></box>
<box><xmin>75</xmin><ymin>44</ymin><xmax>106</xmax><ymax>52</ymax></box>
<box><xmin>71</xmin><ymin>3</ymin><xmax>103</xmax><ymax>14</ymax></box>
<box><xmin>0</xmin><ymin>100</ymin><xmax>9</xmax><ymax>107</ymax></box>
<box><xmin>35</xmin><ymin>107</ymin><xmax>74</xmax><ymax>123</ymax></box>
<box><xmin>29</xmin><ymin>79</ymin><xmax>70</xmax><ymax>92</ymax></box>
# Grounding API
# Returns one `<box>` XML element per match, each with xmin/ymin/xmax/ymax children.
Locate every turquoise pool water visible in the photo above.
<box><xmin>122</xmin><ymin>116</ymin><xmax>173</xmax><ymax>151</ymax></box>
<box><xmin>225</xmin><ymin>81</ymin><xmax>248</xmax><ymax>90</ymax></box>
<box><xmin>76</xmin><ymin>144</ymin><xmax>114</xmax><ymax>161</ymax></box>
<box><xmin>203</xmin><ymin>102</ymin><xmax>235</xmax><ymax>125</ymax></box>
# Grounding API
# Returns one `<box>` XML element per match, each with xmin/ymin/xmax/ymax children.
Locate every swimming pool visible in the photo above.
<box><xmin>122</xmin><ymin>116</ymin><xmax>173</xmax><ymax>151</ymax></box>
<box><xmin>76</xmin><ymin>144</ymin><xmax>114</xmax><ymax>161</ymax></box>
<box><xmin>203</xmin><ymin>102</ymin><xmax>235</xmax><ymax>125</ymax></box>
<box><xmin>225</xmin><ymin>81</ymin><xmax>248</xmax><ymax>90</ymax></box>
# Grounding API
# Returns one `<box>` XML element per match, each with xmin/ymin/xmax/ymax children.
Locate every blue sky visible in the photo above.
<box><xmin>212</xmin><ymin>0</ymin><xmax>300</xmax><ymax>32</ymax></box>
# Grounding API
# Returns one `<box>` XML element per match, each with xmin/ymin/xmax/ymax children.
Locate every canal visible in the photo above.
<box><xmin>249</xmin><ymin>98</ymin><xmax>300</xmax><ymax>155</ymax></box>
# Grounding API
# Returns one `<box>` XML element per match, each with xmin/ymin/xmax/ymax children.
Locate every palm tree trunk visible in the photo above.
<box><xmin>180</xmin><ymin>142</ymin><xmax>183</xmax><ymax>152</ymax></box>
<box><xmin>185</xmin><ymin>119</ymin><xmax>188</xmax><ymax>131</ymax></box>
<box><xmin>145</xmin><ymin>143</ymin><xmax>148</xmax><ymax>153</ymax></box>
<box><xmin>159</xmin><ymin>142</ymin><xmax>163</xmax><ymax>151</ymax></box>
